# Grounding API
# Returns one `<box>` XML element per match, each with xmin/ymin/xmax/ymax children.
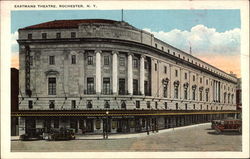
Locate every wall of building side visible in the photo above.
<box><xmin>18</xmin><ymin>27</ymin><xmax>237</xmax><ymax>111</ymax></box>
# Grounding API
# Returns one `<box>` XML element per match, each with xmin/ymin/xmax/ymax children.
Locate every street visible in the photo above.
<box><xmin>11</xmin><ymin>123</ymin><xmax>241</xmax><ymax>152</ymax></box>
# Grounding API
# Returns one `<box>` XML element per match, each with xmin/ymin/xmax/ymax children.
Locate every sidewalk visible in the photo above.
<box><xmin>11</xmin><ymin>123</ymin><xmax>210</xmax><ymax>140</ymax></box>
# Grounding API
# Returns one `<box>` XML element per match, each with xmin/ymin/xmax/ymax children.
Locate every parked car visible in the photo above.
<box><xmin>214</xmin><ymin>119</ymin><xmax>242</xmax><ymax>134</ymax></box>
<box><xmin>19</xmin><ymin>128</ymin><xmax>44</xmax><ymax>141</ymax></box>
<box><xmin>47</xmin><ymin>128</ymin><xmax>75</xmax><ymax>141</ymax></box>
<box><xmin>211</xmin><ymin>120</ymin><xmax>222</xmax><ymax>129</ymax></box>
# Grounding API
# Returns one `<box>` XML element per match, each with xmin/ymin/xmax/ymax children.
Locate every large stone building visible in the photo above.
<box><xmin>13</xmin><ymin>19</ymin><xmax>238</xmax><ymax>135</ymax></box>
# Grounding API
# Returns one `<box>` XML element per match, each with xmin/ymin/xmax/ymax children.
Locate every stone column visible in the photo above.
<box><xmin>140</xmin><ymin>55</ymin><xmax>145</xmax><ymax>95</ymax></box>
<box><xmin>95</xmin><ymin>50</ymin><xmax>102</xmax><ymax>94</ymax></box>
<box><xmin>112</xmin><ymin>51</ymin><xmax>118</xmax><ymax>95</ymax></box>
<box><xmin>128</xmin><ymin>53</ymin><xmax>133</xmax><ymax>95</ymax></box>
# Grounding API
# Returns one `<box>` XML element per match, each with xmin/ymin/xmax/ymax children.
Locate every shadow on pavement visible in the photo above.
<box><xmin>77</xmin><ymin>138</ymin><xmax>117</xmax><ymax>140</ymax></box>
<box><xmin>207</xmin><ymin>131</ymin><xmax>241</xmax><ymax>136</ymax></box>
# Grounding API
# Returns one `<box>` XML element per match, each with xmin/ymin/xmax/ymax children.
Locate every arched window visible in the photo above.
<box><xmin>121</xmin><ymin>100</ymin><xmax>126</xmax><ymax>109</ymax></box>
<box><xmin>104</xmin><ymin>100</ymin><xmax>110</xmax><ymax>108</ymax></box>
<box><xmin>87</xmin><ymin>100</ymin><xmax>92</xmax><ymax>108</ymax></box>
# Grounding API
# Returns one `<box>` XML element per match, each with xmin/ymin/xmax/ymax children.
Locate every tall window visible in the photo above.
<box><xmin>49</xmin><ymin>56</ymin><xmax>55</xmax><ymax>65</ymax></box>
<box><xmin>56</xmin><ymin>33</ymin><xmax>61</xmax><ymax>39</ymax></box>
<box><xmin>71</xmin><ymin>55</ymin><xmax>76</xmax><ymax>64</ymax></box>
<box><xmin>48</xmin><ymin>77</ymin><xmax>56</xmax><ymax>95</ymax></box>
<box><xmin>136</xmin><ymin>101</ymin><xmax>140</xmax><ymax>108</ymax></box>
<box><xmin>163</xmin><ymin>84</ymin><xmax>168</xmax><ymax>98</ymax></box>
<box><xmin>228</xmin><ymin>94</ymin><xmax>230</xmax><ymax>103</ymax></box>
<box><xmin>147</xmin><ymin>101</ymin><xmax>151</xmax><ymax>109</ymax></box>
<box><xmin>206</xmin><ymin>91</ymin><xmax>209</xmax><ymax>102</ymax></box>
<box><xmin>71</xmin><ymin>100</ymin><xmax>76</xmax><ymax>109</ymax></box>
<box><xmin>133</xmin><ymin>59</ymin><xmax>139</xmax><ymax>68</ymax></box>
<box><xmin>104</xmin><ymin>56</ymin><xmax>110</xmax><ymax>65</ymax></box>
<box><xmin>175</xmin><ymin>70</ymin><xmax>178</xmax><ymax>77</ymax></box>
<box><xmin>87</xmin><ymin>56</ymin><xmax>93</xmax><ymax>65</ymax></box>
<box><xmin>103</xmin><ymin>78</ymin><xmax>111</xmax><ymax>94</ymax></box>
<box><xmin>104</xmin><ymin>100</ymin><xmax>110</xmax><ymax>108</ymax></box>
<box><xmin>155</xmin><ymin>63</ymin><xmax>157</xmax><ymax>71</ymax></box>
<box><xmin>121</xmin><ymin>100</ymin><xmax>126</xmax><ymax>109</ymax></box>
<box><xmin>28</xmin><ymin>100</ymin><xmax>33</xmax><ymax>109</ymax></box>
<box><xmin>192</xmin><ymin>86</ymin><xmax>196</xmax><ymax>100</ymax></box>
<box><xmin>199</xmin><ymin>90</ymin><xmax>203</xmax><ymax>101</ymax></box>
<box><xmin>155</xmin><ymin>102</ymin><xmax>158</xmax><ymax>109</ymax></box>
<box><xmin>87</xmin><ymin>78</ymin><xmax>94</xmax><ymax>94</ymax></box>
<box><xmin>165</xmin><ymin>102</ymin><xmax>168</xmax><ymax>109</ymax></box>
<box><xmin>224</xmin><ymin>93</ymin><xmax>227</xmax><ymax>103</ymax></box>
<box><xmin>185</xmin><ymin>73</ymin><xmax>187</xmax><ymax>79</ymax></box>
<box><xmin>193</xmin><ymin>75</ymin><xmax>195</xmax><ymax>81</ymax></box>
<box><xmin>133</xmin><ymin>79</ymin><xmax>139</xmax><ymax>95</ymax></box>
<box><xmin>185</xmin><ymin>104</ymin><xmax>188</xmax><ymax>110</ymax></box>
<box><xmin>176</xmin><ymin>103</ymin><xmax>178</xmax><ymax>110</ymax></box>
<box><xmin>42</xmin><ymin>33</ymin><xmax>47</xmax><ymax>39</ymax></box>
<box><xmin>119</xmin><ymin>57</ymin><xmax>125</xmax><ymax>66</ymax></box>
<box><xmin>87</xmin><ymin>100</ymin><xmax>92</xmax><ymax>108</ymax></box>
<box><xmin>231</xmin><ymin>94</ymin><xmax>234</xmax><ymax>104</ymax></box>
<box><xmin>164</xmin><ymin>66</ymin><xmax>167</xmax><ymax>74</ymax></box>
<box><xmin>28</xmin><ymin>33</ymin><xmax>32</xmax><ymax>40</ymax></box>
<box><xmin>49</xmin><ymin>100</ymin><xmax>55</xmax><ymax>109</ymax></box>
<box><xmin>184</xmin><ymin>88</ymin><xmax>188</xmax><ymax>100</ymax></box>
<box><xmin>71</xmin><ymin>32</ymin><xmax>76</xmax><ymax>38</ymax></box>
<box><xmin>144</xmin><ymin>61</ymin><xmax>148</xmax><ymax>69</ymax></box>
<box><xmin>144</xmin><ymin>81</ymin><xmax>149</xmax><ymax>96</ymax></box>
<box><xmin>200</xmin><ymin>78</ymin><xmax>202</xmax><ymax>83</ymax></box>
<box><xmin>174</xmin><ymin>82</ymin><xmax>179</xmax><ymax>99</ymax></box>
<box><xmin>119</xmin><ymin>78</ymin><xmax>125</xmax><ymax>95</ymax></box>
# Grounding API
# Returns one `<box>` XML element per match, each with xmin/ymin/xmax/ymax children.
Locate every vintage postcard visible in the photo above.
<box><xmin>1</xmin><ymin>0</ymin><xmax>249</xmax><ymax>158</ymax></box>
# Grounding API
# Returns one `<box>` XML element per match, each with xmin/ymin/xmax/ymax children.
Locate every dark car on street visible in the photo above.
<box><xmin>214</xmin><ymin>119</ymin><xmax>242</xmax><ymax>134</ymax></box>
<box><xmin>19</xmin><ymin>128</ymin><xmax>44</xmax><ymax>141</ymax></box>
<box><xmin>47</xmin><ymin>128</ymin><xmax>75</xmax><ymax>141</ymax></box>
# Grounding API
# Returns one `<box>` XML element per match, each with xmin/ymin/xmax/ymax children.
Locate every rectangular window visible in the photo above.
<box><xmin>162</xmin><ymin>46</ymin><xmax>164</xmax><ymax>51</ymax></box>
<box><xmin>206</xmin><ymin>92</ymin><xmax>209</xmax><ymax>102</ymax></box>
<box><xmin>173</xmin><ymin>52</ymin><xmax>175</xmax><ymax>55</ymax></box>
<box><xmin>48</xmin><ymin>78</ymin><xmax>56</xmax><ymax>95</ymax></box>
<box><xmin>104</xmin><ymin>56</ymin><xmax>110</xmax><ymax>65</ymax></box>
<box><xmin>163</xmin><ymin>84</ymin><xmax>168</xmax><ymax>98</ymax></box>
<box><xmin>49</xmin><ymin>100</ymin><xmax>55</xmax><ymax>109</ymax></box>
<box><xmin>87</xmin><ymin>100</ymin><xmax>92</xmax><ymax>108</ymax></box>
<box><xmin>42</xmin><ymin>33</ymin><xmax>47</xmax><ymax>39</ymax></box>
<box><xmin>133</xmin><ymin>79</ymin><xmax>139</xmax><ymax>95</ymax></box>
<box><xmin>200</xmin><ymin>78</ymin><xmax>202</xmax><ymax>83</ymax></box>
<box><xmin>28</xmin><ymin>33</ymin><xmax>32</xmax><ymax>40</ymax></box>
<box><xmin>49</xmin><ymin>56</ymin><xmax>55</xmax><ymax>65</ymax></box>
<box><xmin>174</xmin><ymin>86</ymin><xmax>178</xmax><ymax>99</ymax></box>
<box><xmin>133</xmin><ymin>59</ymin><xmax>138</xmax><ymax>68</ymax></box>
<box><xmin>136</xmin><ymin>101</ymin><xmax>140</xmax><ymax>108</ymax></box>
<box><xmin>56</xmin><ymin>32</ymin><xmax>61</xmax><ymax>39</ymax></box>
<box><xmin>155</xmin><ymin>102</ymin><xmax>158</xmax><ymax>109</ymax></box>
<box><xmin>71</xmin><ymin>55</ymin><xmax>76</xmax><ymax>64</ymax></box>
<box><xmin>87</xmin><ymin>78</ymin><xmax>95</xmax><ymax>94</ymax></box>
<box><xmin>200</xmin><ymin>91</ymin><xmax>203</xmax><ymax>101</ymax></box>
<box><xmin>71</xmin><ymin>32</ymin><xmax>76</xmax><ymax>38</ymax></box>
<box><xmin>28</xmin><ymin>100</ymin><xmax>33</xmax><ymax>109</ymax></box>
<box><xmin>192</xmin><ymin>89</ymin><xmax>196</xmax><ymax>100</ymax></box>
<box><xmin>164</xmin><ymin>66</ymin><xmax>167</xmax><ymax>74</ymax></box>
<box><xmin>185</xmin><ymin>104</ymin><xmax>188</xmax><ymax>110</ymax></box>
<box><xmin>96</xmin><ymin>120</ymin><xmax>101</xmax><ymax>129</ymax></box>
<box><xmin>119</xmin><ymin>78</ymin><xmax>126</xmax><ymax>95</ymax></box>
<box><xmin>176</xmin><ymin>103</ymin><xmax>178</xmax><ymax>110</ymax></box>
<box><xmin>119</xmin><ymin>57</ymin><xmax>125</xmax><ymax>66</ymax></box>
<box><xmin>184</xmin><ymin>89</ymin><xmax>188</xmax><ymax>99</ymax></box>
<box><xmin>165</xmin><ymin>102</ymin><xmax>167</xmax><ymax>109</ymax></box>
<box><xmin>147</xmin><ymin>101</ymin><xmax>151</xmax><ymax>109</ymax></box>
<box><xmin>193</xmin><ymin>75</ymin><xmax>195</xmax><ymax>81</ymax></box>
<box><xmin>155</xmin><ymin>63</ymin><xmax>157</xmax><ymax>71</ymax></box>
<box><xmin>175</xmin><ymin>70</ymin><xmax>178</xmax><ymax>77</ymax></box>
<box><xmin>103</xmin><ymin>78</ymin><xmax>111</xmax><ymax>95</ymax></box>
<box><xmin>71</xmin><ymin>100</ymin><xmax>76</xmax><ymax>109</ymax></box>
<box><xmin>185</xmin><ymin>73</ymin><xmax>187</xmax><ymax>79</ymax></box>
<box><xmin>193</xmin><ymin>104</ymin><xmax>195</xmax><ymax>110</ymax></box>
<box><xmin>144</xmin><ymin>81</ymin><xmax>149</xmax><ymax>96</ymax></box>
<box><xmin>87</xmin><ymin>56</ymin><xmax>93</xmax><ymax>65</ymax></box>
<box><xmin>155</xmin><ymin>43</ymin><xmax>157</xmax><ymax>48</ymax></box>
<box><xmin>206</xmin><ymin>79</ymin><xmax>208</xmax><ymax>85</ymax></box>
<box><xmin>144</xmin><ymin>61</ymin><xmax>148</xmax><ymax>69</ymax></box>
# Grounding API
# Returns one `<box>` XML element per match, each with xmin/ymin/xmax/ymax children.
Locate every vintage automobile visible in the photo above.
<box><xmin>214</xmin><ymin>119</ymin><xmax>242</xmax><ymax>134</ymax></box>
<box><xmin>211</xmin><ymin>120</ymin><xmax>222</xmax><ymax>129</ymax></box>
<box><xmin>47</xmin><ymin>128</ymin><xmax>75</xmax><ymax>141</ymax></box>
<box><xmin>19</xmin><ymin>128</ymin><xmax>44</xmax><ymax>141</ymax></box>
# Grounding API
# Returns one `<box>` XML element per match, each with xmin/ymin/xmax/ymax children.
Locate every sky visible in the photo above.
<box><xmin>11</xmin><ymin>10</ymin><xmax>241</xmax><ymax>77</ymax></box>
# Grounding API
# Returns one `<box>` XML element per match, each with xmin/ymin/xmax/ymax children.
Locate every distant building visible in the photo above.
<box><xmin>11</xmin><ymin>68</ymin><xmax>19</xmax><ymax>136</ymax></box>
<box><xmin>13</xmin><ymin>19</ymin><xmax>238</xmax><ymax>135</ymax></box>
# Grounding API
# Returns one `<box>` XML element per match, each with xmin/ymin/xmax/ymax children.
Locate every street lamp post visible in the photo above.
<box><xmin>106</xmin><ymin>111</ymin><xmax>109</xmax><ymax>139</ymax></box>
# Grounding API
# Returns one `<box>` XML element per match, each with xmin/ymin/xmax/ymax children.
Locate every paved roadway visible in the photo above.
<box><xmin>11</xmin><ymin>123</ymin><xmax>241</xmax><ymax>152</ymax></box>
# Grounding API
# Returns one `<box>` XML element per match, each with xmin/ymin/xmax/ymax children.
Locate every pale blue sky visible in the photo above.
<box><xmin>11</xmin><ymin>10</ymin><xmax>240</xmax><ymax>33</ymax></box>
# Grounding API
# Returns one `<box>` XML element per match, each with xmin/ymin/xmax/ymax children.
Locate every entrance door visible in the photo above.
<box><xmin>103</xmin><ymin>119</ymin><xmax>111</xmax><ymax>132</ymax></box>
<box><xmin>86</xmin><ymin>119</ymin><xmax>93</xmax><ymax>132</ymax></box>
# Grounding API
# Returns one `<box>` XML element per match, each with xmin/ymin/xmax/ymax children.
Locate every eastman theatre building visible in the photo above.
<box><xmin>13</xmin><ymin>19</ymin><xmax>239</xmax><ymax>135</ymax></box>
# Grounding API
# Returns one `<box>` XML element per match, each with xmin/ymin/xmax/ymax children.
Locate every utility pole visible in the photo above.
<box><xmin>121</xmin><ymin>9</ymin><xmax>124</xmax><ymax>22</ymax></box>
